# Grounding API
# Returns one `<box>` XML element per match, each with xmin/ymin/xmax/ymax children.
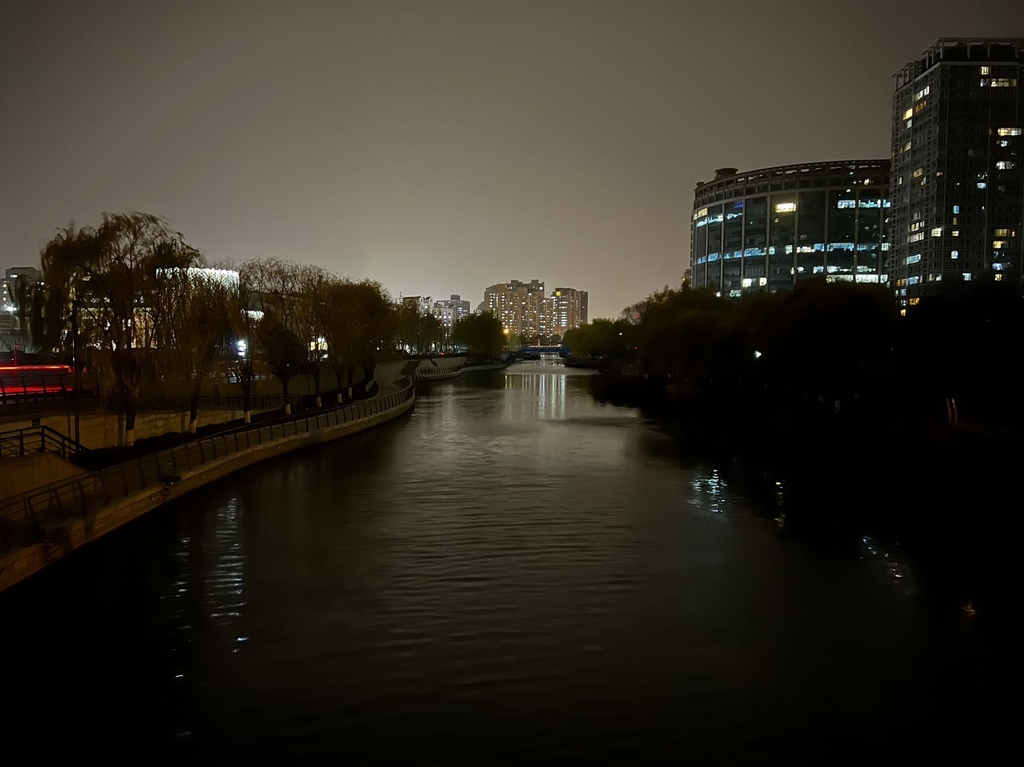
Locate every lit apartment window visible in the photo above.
<box><xmin>903</xmin><ymin>141</ymin><xmax>912</xmax><ymax>152</ymax></box>
<box><xmin>914</xmin><ymin>101</ymin><xmax>927</xmax><ymax>113</ymax></box>
<box><xmin>995</xmin><ymin>274</ymin><xmax>1004</xmax><ymax>282</ymax></box>
<box><xmin>997</xmin><ymin>127</ymin><xmax>1022</xmax><ymax>136</ymax></box>
<box><xmin>909</xmin><ymin>297</ymin><xmax>920</xmax><ymax>306</ymax></box>
<box><xmin>903</xmin><ymin>107</ymin><xmax>913</xmax><ymax>120</ymax></box>
<box><xmin>986</xmin><ymin>78</ymin><xmax>1018</xmax><ymax>87</ymax></box>
<box><xmin>775</xmin><ymin>202</ymin><xmax>796</xmax><ymax>213</ymax></box>
<box><xmin>993</xmin><ymin>241</ymin><xmax>1007</xmax><ymax>249</ymax></box>
<box><xmin>951</xmin><ymin>250</ymin><xmax>959</xmax><ymax>259</ymax></box>
<box><xmin>905</xmin><ymin>119</ymin><xmax>913</xmax><ymax>129</ymax></box>
<box><xmin>977</xmin><ymin>182</ymin><xmax>987</xmax><ymax>190</ymax></box>
<box><xmin>981</xmin><ymin>66</ymin><xmax>990</xmax><ymax>75</ymax></box>
<box><xmin>994</xmin><ymin>228</ymin><xmax>1009</xmax><ymax>237</ymax></box>
<box><xmin>906</xmin><ymin>254</ymin><xmax>922</xmax><ymax>265</ymax></box>
<box><xmin>953</xmin><ymin>205</ymin><xmax>960</xmax><ymax>214</ymax></box>
<box><xmin>963</xmin><ymin>273</ymin><xmax>973</xmax><ymax>281</ymax></box>
<box><xmin>909</xmin><ymin>232</ymin><xmax>925</xmax><ymax>243</ymax></box>
<box><xmin>996</xmin><ymin>161</ymin><xmax>1016</xmax><ymax>170</ymax></box>
<box><xmin>951</xmin><ymin>230</ymin><xmax>959</xmax><ymax>237</ymax></box>
<box><xmin>931</xmin><ymin>227</ymin><xmax>943</xmax><ymax>237</ymax></box>
<box><xmin>912</xmin><ymin>168</ymin><xmax>923</xmax><ymax>178</ymax></box>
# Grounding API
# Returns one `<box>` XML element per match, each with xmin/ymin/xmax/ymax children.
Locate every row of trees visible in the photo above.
<box><xmin>604</xmin><ymin>276</ymin><xmax>1024</xmax><ymax>429</ymax></box>
<box><xmin>18</xmin><ymin>214</ymin><xmax>398</xmax><ymax>444</ymax></box>
<box><xmin>18</xmin><ymin>212</ymin><xmax>515</xmax><ymax>444</ymax></box>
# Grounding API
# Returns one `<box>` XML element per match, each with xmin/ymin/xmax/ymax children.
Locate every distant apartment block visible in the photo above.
<box><xmin>549</xmin><ymin>288</ymin><xmax>588</xmax><ymax>336</ymax></box>
<box><xmin>482</xmin><ymin>280</ymin><xmax>588</xmax><ymax>342</ymax></box>
<box><xmin>890</xmin><ymin>38</ymin><xmax>1024</xmax><ymax>306</ymax></box>
<box><xmin>483</xmin><ymin>279</ymin><xmax>547</xmax><ymax>340</ymax></box>
<box><xmin>401</xmin><ymin>295</ymin><xmax>434</xmax><ymax>317</ymax></box>
<box><xmin>2</xmin><ymin>266</ymin><xmax>40</xmax><ymax>313</ymax></box>
<box><xmin>432</xmin><ymin>294</ymin><xmax>471</xmax><ymax>330</ymax></box>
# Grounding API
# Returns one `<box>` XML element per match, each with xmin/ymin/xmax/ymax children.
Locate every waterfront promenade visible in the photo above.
<box><xmin>0</xmin><ymin>381</ymin><xmax>415</xmax><ymax>592</ymax></box>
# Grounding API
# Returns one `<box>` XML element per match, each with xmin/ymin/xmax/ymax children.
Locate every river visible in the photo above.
<box><xmin>0</xmin><ymin>360</ymin><xmax>997</xmax><ymax>761</ymax></box>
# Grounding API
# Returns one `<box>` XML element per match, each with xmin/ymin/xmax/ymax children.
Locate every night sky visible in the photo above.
<box><xmin>2</xmin><ymin>0</ymin><xmax>1020</xmax><ymax>319</ymax></box>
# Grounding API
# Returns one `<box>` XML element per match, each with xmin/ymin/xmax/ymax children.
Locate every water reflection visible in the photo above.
<box><xmin>0</xmin><ymin>363</ymin><xmax>985</xmax><ymax>761</ymax></box>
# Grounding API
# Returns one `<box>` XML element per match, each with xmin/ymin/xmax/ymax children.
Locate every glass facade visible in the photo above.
<box><xmin>690</xmin><ymin>161</ymin><xmax>891</xmax><ymax>298</ymax></box>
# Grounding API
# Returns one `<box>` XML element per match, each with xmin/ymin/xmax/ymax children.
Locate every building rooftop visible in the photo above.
<box><xmin>893</xmin><ymin>37</ymin><xmax>1024</xmax><ymax>87</ymax></box>
<box><xmin>692</xmin><ymin>159</ymin><xmax>890</xmax><ymax>203</ymax></box>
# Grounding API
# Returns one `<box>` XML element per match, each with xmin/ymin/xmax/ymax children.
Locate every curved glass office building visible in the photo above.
<box><xmin>690</xmin><ymin>160</ymin><xmax>891</xmax><ymax>297</ymax></box>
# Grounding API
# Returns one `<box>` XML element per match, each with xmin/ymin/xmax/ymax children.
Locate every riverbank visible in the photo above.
<box><xmin>0</xmin><ymin>384</ymin><xmax>415</xmax><ymax>592</ymax></box>
<box><xmin>589</xmin><ymin>371</ymin><xmax>1020</xmax><ymax>622</ymax></box>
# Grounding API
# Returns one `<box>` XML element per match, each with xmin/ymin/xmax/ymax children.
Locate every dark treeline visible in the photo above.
<box><xmin>591</xmin><ymin>278</ymin><xmax>1024</xmax><ymax>613</ymax></box>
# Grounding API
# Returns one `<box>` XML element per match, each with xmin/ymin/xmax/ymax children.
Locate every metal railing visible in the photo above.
<box><xmin>0</xmin><ymin>425</ymin><xmax>89</xmax><ymax>461</ymax></box>
<box><xmin>0</xmin><ymin>381</ymin><xmax>414</xmax><ymax>551</ymax></box>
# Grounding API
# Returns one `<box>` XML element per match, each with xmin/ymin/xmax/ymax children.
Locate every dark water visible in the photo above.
<box><xmin>1</xmin><ymin>362</ymin><xmax>999</xmax><ymax>761</ymax></box>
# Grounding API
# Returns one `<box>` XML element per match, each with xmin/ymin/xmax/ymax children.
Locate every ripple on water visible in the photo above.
<box><xmin>0</xmin><ymin>364</ymin><xmax>976</xmax><ymax>761</ymax></box>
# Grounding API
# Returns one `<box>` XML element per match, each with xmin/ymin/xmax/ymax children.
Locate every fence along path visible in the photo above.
<box><xmin>0</xmin><ymin>382</ymin><xmax>413</xmax><ymax>553</ymax></box>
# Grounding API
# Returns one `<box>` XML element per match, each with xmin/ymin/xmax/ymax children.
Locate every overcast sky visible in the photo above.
<box><xmin>2</xmin><ymin>1</ymin><xmax>1020</xmax><ymax>318</ymax></box>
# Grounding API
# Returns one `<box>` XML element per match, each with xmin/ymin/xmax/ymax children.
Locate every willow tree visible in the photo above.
<box><xmin>154</xmin><ymin>269</ymin><xmax>238</xmax><ymax>432</ymax></box>
<box><xmin>39</xmin><ymin>213</ymin><xmax>202</xmax><ymax>445</ymax></box>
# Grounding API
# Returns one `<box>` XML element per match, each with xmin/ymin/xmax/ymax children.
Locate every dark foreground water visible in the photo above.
<box><xmin>1</xmin><ymin>362</ymin><xmax>1001</xmax><ymax>762</ymax></box>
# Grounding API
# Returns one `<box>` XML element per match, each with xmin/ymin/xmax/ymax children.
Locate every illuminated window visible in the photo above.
<box><xmin>907</xmin><ymin>275</ymin><xmax>922</xmax><ymax>285</ymax></box>
<box><xmin>996</xmin><ymin>161</ymin><xmax>1016</xmax><ymax>170</ymax></box>
<box><xmin>999</xmin><ymin>140</ymin><xmax>1011</xmax><ymax>147</ymax></box>
<box><xmin>775</xmin><ymin>202</ymin><xmax>796</xmax><ymax>213</ymax></box>
<box><xmin>953</xmin><ymin>205</ymin><xmax>960</xmax><ymax>214</ymax></box>
<box><xmin>931</xmin><ymin>227</ymin><xmax>943</xmax><ymax>237</ymax></box>
<box><xmin>951</xmin><ymin>230</ymin><xmax>960</xmax><ymax>237</ymax></box>
<box><xmin>977</xmin><ymin>182</ymin><xmax>987</xmax><ymax>190</ymax></box>
<box><xmin>915</xmin><ymin>86</ymin><xmax>930</xmax><ymax>100</ymax></box>
<box><xmin>963</xmin><ymin>273</ymin><xmax>972</xmax><ymax>281</ymax></box>
<box><xmin>993</xmin><ymin>240</ymin><xmax>1008</xmax><ymax>249</ymax></box>
<box><xmin>909</xmin><ymin>232</ymin><xmax>925</xmax><ymax>243</ymax></box>
<box><xmin>997</xmin><ymin>127</ymin><xmax>1022</xmax><ymax>136</ymax></box>
<box><xmin>741</xmin><ymin>278</ymin><xmax>753</xmax><ymax>288</ymax></box>
<box><xmin>990</xmin><ymin>79</ymin><xmax>1017</xmax><ymax>87</ymax></box>
<box><xmin>905</xmin><ymin>119</ymin><xmax>912</xmax><ymax>129</ymax></box>
<box><xmin>995</xmin><ymin>274</ymin><xmax>1004</xmax><ymax>282</ymax></box>
<box><xmin>995</xmin><ymin>228</ymin><xmax>1009</xmax><ymax>237</ymax></box>
<box><xmin>912</xmin><ymin>168</ymin><xmax>923</xmax><ymax>178</ymax></box>
<box><xmin>903</xmin><ymin>141</ymin><xmax>912</xmax><ymax>152</ymax></box>
<box><xmin>909</xmin><ymin>297</ymin><xmax>920</xmax><ymax>306</ymax></box>
<box><xmin>758</xmin><ymin>277</ymin><xmax>767</xmax><ymax>286</ymax></box>
<box><xmin>951</xmin><ymin>250</ymin><xmax>959</xmax><ymax>259</ymax></box>
<box><xmin>993</xmin><ymin>262</ymin><xmax>1006</xmax><ymax>270</ymax></box>
<box><xmin>914</xmin><ymin>100</ymin><xmax>927</xmax><ymax>113</ymax></box>
<box><xmin>906</xmin><ymin>254</ymin><xmax>922</xmax><ymax>265</ymax></box>
<box><xmin>902</xmin><ymin>108</ymin><xmax>913</xmax><ymax>120</ymax></box>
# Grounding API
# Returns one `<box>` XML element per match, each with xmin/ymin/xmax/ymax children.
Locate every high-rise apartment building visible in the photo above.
<box><xmin>549</xmin><ymin>288</ymin><xmax>589</xmax><ymax>336</ymax></box>
<box><xmin>483</xmin><ymin>279</ymin><xmax>546</xmax><ymax>340</ymax></box>
<box><xmin>890</xmin><ymin>38</ymin><xmax>1024</xmax><ymax>307</ymax></box>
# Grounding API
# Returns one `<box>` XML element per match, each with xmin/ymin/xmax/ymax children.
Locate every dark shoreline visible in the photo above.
<box><xmin>590</xmin><ymin>372</ymin><xmax>1020</xmax><ymax>626</ymax></box>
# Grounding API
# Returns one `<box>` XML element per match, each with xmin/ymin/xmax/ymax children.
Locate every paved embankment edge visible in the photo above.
<box><xmin>0</xmin><ymin>394</ymin><xmax>415</xmax><ymax>593</ymax></box>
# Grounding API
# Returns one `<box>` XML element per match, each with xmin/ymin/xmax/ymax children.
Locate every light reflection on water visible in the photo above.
<box><xmin>0</xmin><ymin>360</ymin><xmax>988</xmax><ymax>760</ymax></box>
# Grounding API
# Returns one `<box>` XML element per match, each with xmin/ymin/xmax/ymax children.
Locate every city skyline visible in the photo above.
<box><xmin>3</xmin><ymin>1</ymin><xmax>1021</xmax><ymax>320</ymax></box>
